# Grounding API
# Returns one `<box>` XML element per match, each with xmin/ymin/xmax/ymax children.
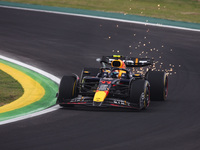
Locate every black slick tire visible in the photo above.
<box><xmin>57</xmin><ymin>75</ymin><xmax>78</xmax><ymax>107</ymax></box>
<box><xmin>146</xmin><ymin>71</ymin><xmax>168</xmax><ymax>101</ymax></box>
<box><xmin>129</xmin><ymin>79</ymin><xmax>150</xmax><ymax>109</ymax></box>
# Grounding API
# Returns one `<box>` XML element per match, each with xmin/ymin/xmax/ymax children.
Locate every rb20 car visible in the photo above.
<box><xmin>57</xmin><ymin>55</ymin><xmax>168</xmax><ymax>110</ymax></box>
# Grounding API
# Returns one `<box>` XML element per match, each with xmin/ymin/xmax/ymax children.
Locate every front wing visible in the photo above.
<box><xmin>58</xmin><ymin>96</ymin><xmax>139</xmax><ymax>109</ymax></box>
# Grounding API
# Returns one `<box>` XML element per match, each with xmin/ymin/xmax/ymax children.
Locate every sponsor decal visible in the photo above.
<box><xmin>113</xmin><ymin>100</ymin><xmax>130</xmax><ymax>106</ymax></box>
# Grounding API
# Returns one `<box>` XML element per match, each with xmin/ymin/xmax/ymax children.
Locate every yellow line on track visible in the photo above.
<box><xmin>0</xmin><ymin>63</ymin><xmax>45</xmax><ymax>113</ymax></box>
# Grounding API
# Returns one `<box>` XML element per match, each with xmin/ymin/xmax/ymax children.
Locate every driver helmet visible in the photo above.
<box><xmin>110</xmin><ymin>71</ymin><xmax>119</xmax><ymax>78</ymax></box>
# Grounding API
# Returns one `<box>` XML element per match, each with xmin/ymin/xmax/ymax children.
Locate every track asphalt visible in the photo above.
<box><xmin>0</xmin><ymin>6</ymin><xmax>200</xmax><ymax>150</ymax></box>
<box><xmin>0</xmin><ymin>1</ymin><xmax>200</xmax><ymax>31</ymax></box>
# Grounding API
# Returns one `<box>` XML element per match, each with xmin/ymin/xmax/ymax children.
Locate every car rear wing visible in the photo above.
<box><xmin>98</xmin><ymin>55</ymin><xmax>153</xmax><ymax>67</ymax></box>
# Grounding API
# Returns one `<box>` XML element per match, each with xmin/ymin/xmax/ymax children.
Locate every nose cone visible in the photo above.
<box><xmin>93</xmin><ymin>91</ymin><xmax>108</xmax><ymax>102</ymax></box>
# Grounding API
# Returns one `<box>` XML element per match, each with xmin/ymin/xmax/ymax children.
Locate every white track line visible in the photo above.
<box><xmin>0</xmin><ymin>55</ymin><xmax>60</xmax><ymax>84</ymax></box>
<box><xmin>0</xmin><ymin>55</ymin><xmax>61</xmax><ymax>125</ymax></box>
<box><xmin>0</xmin><ymin>105</ymin><xmax>60</xmax><ymax>125</ymax></box>
<box><xmin>0</xmin><ymin>5</ymin><xmax>200</xmax><ymax>32</ymax></box>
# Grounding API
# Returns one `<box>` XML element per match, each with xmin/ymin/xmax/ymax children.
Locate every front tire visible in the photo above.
<box><xmin>146</xmin><ymin>71</ymin><xmax>168</xmax><ymax>101</ymax></box>
<box><xmin>129</xmin><ymin>80</ymin><xmax>150</xmax><ymax>109</ymax></box>
<box><xmin>57</xmin><ymin>75</ymin><xmax>78</xmax><ymax>107</ymax></box>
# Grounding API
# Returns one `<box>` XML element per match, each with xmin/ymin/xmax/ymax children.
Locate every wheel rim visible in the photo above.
<box><xmin>145</xmin><ymin>85</ymin><xmax>150</xmax><ymax>108</ymax></box>
<box><xmin>142</xmin><ymin>83</ymin><xmax>150</xmax><ymax>109</ymax></box>
<box><xmin>164</xmin><ymin>75</ymin><xmax>168</xmax><ymax>99</ymax></box>
<box><xmin>146</xmin><ymin>85</ymin><xmax>150</xmax><ymax>107</ymax></box>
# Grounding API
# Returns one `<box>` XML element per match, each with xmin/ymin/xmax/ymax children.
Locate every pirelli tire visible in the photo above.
<box><xmin>129</xmin><ymin>79</ymin><xmax>150</xmax><ymax>110</ymax></box>
<box><xmin>80</xmin><ymin>67</ymin><xmax>100</xmax><ymax>80</ymax></box>
<box><xmin>57</xmin><ymin>75</ymin><xmax>78</xmax><ymax>107</ymax></box>
<box><xmin>146</xmin><ymin>71</ymin><xmax>168</xmax><ymax>101</ymax></box>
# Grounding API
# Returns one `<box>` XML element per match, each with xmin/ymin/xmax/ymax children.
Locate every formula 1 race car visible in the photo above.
<box><xmin>57</xmin><ymin>55</ymin><xmax>168</xmax><ymax>110</ymax></box>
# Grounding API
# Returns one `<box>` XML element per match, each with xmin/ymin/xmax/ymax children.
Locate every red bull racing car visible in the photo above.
<box><xmin>57</xmin><ymin>55</ymin><xmax>168</xmax><ymax>110</ymax></box>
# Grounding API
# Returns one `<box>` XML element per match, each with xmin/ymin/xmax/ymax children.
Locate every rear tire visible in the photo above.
<box><xmin>57</xmin><ymin>75</ymin><xmax>78</xmax><ymax>107</ymax></box>
<box><xmin>129</xmin><ymin>80</ymin><xmax>150</xmax><ymax>109</ymax></box>
<box><xmin>146</xmin><ymin>71</ymin><xmax>168</xmax><ymax>101</ymax></box>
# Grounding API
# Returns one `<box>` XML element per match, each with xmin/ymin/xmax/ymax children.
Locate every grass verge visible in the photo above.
<box><xmin>3</xmin><ymin>0</ymin><xmax>200</xmax><ymax>23</ymax></box>
<box><xmin>0</xmin><ymin>70</ymin><xmax>23</xmax><ymax>106</ymax></box>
